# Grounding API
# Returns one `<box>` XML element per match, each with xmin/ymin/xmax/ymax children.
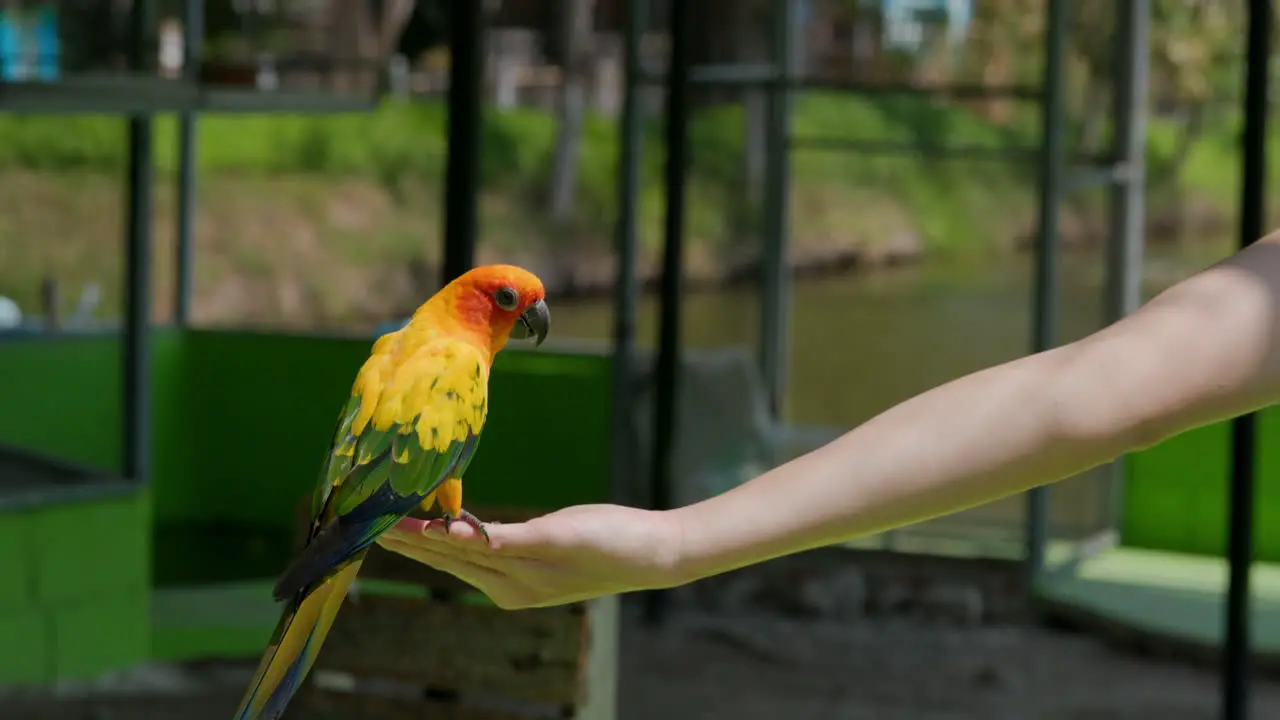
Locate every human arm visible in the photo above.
<box><xmin>376</xmin><ymin>234</ymin><xmax>1280</xmax><ymax>607</ymax></box>
<box><xmin>673</xmin><ymin>235</ymin><xmax>1280</xmax><ymax>581</ymax></box>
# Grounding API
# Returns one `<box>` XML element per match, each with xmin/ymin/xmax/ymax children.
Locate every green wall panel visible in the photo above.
<box><xmin>50</xmin><ymin>591</ymin><xmax>150</xmax><ymax>681</ymax></box>
<box><xmin>0</xmin><ymin>333</ymin><xmax>169</xmax><ymax>682</ymax></box>
<box><xmin>31</xmin><ymin>495</ymin><xmax>150</xmax><ymax>602</ymax></box>
<box><xmin>463</xmin><ymin>347</ymin><xmax>615</xmax><ymax>509</ymax></box>
<box><xmin>0</xmin><ymin>494</ymin><xmax>151</xmax><ymax>685</ymax></box>
<box><xmin>0</xmin><ymin>330</ymin><xmax>614</xmax><ymax>594</ymax></box>
<box><xmin>0</xmin><ymin>608</ymin><xmax>50</xmax><ymax>685</ymax></box>
<box><xmin>0</xmin><ymin>512</ymin><xmax>33</xmax><ymax>613</ymax></box>
<box><xmin>169</xmin><ymin>330</ymin><xmax>614</xmax><ymax>531</ymax></box>
<box><xmin>1124</xmin><ymin>407</ymin><xmax>1280</xmax><ymax>561</ymax></box>
<box><xmin>0</xmin><ymin>331</ymin><xmax>185</xmax><ymax>479</ymax></box>
<box><xmin>0</xmin><ymin>335</ymin><xmax>124</xmax><ymax>472</ymax></box>
<box><xmin>169</xmin><ymin>330</ymin><xmax>370</xmax><ymax>526</ymax></box>
<box><xmin>1257</xmin><ymin>410</ymin><xmax>1280</xmax><ymax>558</ymax></box>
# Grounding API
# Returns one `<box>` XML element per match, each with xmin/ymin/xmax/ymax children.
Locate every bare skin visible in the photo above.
<box><xmin>376</xmin><ymin>231</ymin><xmax>1280</xmax><ymax>610</ymax></box>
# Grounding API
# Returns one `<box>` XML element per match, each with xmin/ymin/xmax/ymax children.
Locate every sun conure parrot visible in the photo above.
<box><xmin>232</xmin><ymin>264</ymin><xmax>550</xmax><ymax>720</ymax></box>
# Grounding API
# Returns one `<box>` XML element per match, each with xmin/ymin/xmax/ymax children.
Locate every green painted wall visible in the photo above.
<box><xmin>163</xmin><ymin>330</ymin><xmax>611</xmax><ymax>521</ymax></box>
<box><xmin>0</xmin><ymin>333</ymin><xmax>169</xmax><ymax>684</ymax></box>
<box><xmin>0</xmin><ymin>493</ymin><xmax>151</xmax><ymax>685</ymax></box>
<box><xmin>1124</xmin><ymin>408</ymin><xmax>1280</xmax><ymax>560</ymax></box>
<box><xmin>0</xmin><ymin>329</ymin><xmax>613</xmax><ymax>678</ymax></box>
<box><xmin>0</xmin><ymin>331</ymin><xmax>184</xmax><ymax>473</ymax></box>
<box><xmin>0</xmin><ymin>330</ymin><xmax>614</xmax><ymax>588</ymax></box>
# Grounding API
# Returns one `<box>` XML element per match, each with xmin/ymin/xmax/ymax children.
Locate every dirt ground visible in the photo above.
<box><xmin>6</xmin><ymin>605</ymin><xmax>1280</xmax><ymax>720</ymax></box>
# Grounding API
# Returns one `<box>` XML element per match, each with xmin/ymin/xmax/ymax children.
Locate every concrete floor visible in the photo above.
<box><xmin>7</xmin><ymin>607</ymin><xmax>1280</xmax><ymax>720</ymax></box>
<box><xmin>9</xmin><ymin>544</ymin><xmax>1280</xmax><ymax>719</ymax></box>
<box><xmin>1039</xmin><ymin>545</ymin><xmax>1280</xmax><ymax>658</ymax></box>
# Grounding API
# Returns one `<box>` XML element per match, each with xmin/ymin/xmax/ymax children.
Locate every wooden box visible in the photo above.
<box><xmin>286</xmin><ymin>500</ymin><xmax>618</xmax><ymax>720</ymax></box>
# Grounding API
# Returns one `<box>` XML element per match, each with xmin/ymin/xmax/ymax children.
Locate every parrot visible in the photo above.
<box><xmin>232</xmin><ymin>264</ymin><xmax>550</xmax><ymax>720</ymax></box>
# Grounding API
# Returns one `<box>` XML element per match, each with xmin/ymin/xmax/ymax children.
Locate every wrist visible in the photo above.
<box><xmin>640</xmin><ymin>508</ymin><xmax>692</xmax><ymax>589</ymax></box>
<box><xmin>660</xmin><ymin>503</ymin><xmax>726</xmax><ymax>587</ymax></box>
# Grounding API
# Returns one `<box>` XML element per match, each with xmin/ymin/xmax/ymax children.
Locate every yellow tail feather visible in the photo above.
<box><xmin>233</xmin><ymin>559</ymin><xmax>363</xmax><ymax>719</ymax></box>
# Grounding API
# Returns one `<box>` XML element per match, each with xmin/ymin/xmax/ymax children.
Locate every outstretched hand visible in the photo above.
<box><xmin>375</xmin><ymin>504</ymin><xmax>686</xmax><ymax>608</ymax></box>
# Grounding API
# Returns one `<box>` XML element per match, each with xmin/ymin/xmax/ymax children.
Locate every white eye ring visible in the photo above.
<box><xmin>494</xmin><ymin>286</ymin><xmax>519</xmax><ymax>311</ymax></box>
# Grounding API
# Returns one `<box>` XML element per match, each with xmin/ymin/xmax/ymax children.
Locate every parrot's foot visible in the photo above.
<box><xmin>444</xmin><ymin>509</ymin><xmax>490</xmax><ymax>544</ymax></box>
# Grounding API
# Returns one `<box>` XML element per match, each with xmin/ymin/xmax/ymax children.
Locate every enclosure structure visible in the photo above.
<box><xmin>0</xmin><ymin>1</ymin><xmax>619</xmax><ymax>706</ymax></box>
<box><xmin>617</xmin><ymin>0</ymin><xmax>1278</xmax><ymax>715</ymax></box>
<box><xmin>0</xmin><ymin>0</ymin><xmax>1275</xmax><ymax>717</ymax></box>
<box><xmin>605</xmin><ymin>0</ymin><xmax>1154</xmax><ymax>579</ymax></box>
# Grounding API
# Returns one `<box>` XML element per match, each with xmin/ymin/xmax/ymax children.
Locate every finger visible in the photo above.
<box><xmin>374</xmin><ymin>534</ymin><xmax>509</xmax><ymax>572</ymax></box>
<box><xmin>381</xmin><ymin>532</ymin><xmax>561</xmax><ymax>581</ymax></box>
<box><xmin>387</xmin><ymin>517</ymin><xmax>429</xmax><ymax>538</ymax></box>
<box><xmin>410</xmin><ymin>517</ymin><xmax>548</xmax><ymax>557</ymax></box>
<box><xmin>384</xmin><ymin>517</ymin><xmax>478</xmax><ymax>543</ymax></box>
<box><xmin>385</xmin><ymin>516</ymin><xmax>558</xmax><ymax>564</ymax></box>
<box><xmin>377</xmin><ymin>537</ymin><xmax>517</xmax><ymax>595</ymax></box>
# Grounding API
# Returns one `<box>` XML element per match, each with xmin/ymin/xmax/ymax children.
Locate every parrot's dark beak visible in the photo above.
<box><xmin>513</xmin><ymin>298</ymin><xmax>550</xmax><ymax>347</ymax></box>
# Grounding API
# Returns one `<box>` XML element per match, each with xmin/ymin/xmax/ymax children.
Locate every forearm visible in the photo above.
<box><xmin>667</xmin><ymin>345</ymin><xmax>1104</xmax><ymax>582</ymax></box>
<box><xmin>668</xmin><ymin>239</ymin><xmax>1280</xmax><ymax>584</ymax></box>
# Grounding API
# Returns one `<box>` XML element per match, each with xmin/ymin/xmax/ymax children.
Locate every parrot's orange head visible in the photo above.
<box><xmin>437</xmin><ymin>264</ymin><xmax>550</xmax><ymax>352</ymax></box>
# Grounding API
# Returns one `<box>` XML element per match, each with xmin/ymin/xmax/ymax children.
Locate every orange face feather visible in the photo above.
<box><xmin>412</xmin><ymin>264</ymin><xmax>550</xmax><ymax>355</ymax></box>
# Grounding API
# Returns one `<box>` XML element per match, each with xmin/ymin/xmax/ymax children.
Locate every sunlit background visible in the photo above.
<box><xmin>2</xmin><ymin>1</ymin><xmax>1279</xmax><ymax>718</ymax></box>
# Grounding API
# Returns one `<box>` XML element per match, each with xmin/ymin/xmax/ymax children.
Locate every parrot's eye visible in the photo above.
<box><xmin>494</xmin><ymin>286</ymin><xmax>520</xmax><ymax>311</ymax></box>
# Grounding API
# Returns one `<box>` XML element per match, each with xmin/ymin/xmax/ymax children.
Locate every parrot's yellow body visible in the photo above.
<box><xmin>233</xmin><ymin>265</ymin><xmax>550</xmax><ymax>719</ymax></box>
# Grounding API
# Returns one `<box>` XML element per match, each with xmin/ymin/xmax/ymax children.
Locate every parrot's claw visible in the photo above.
<box><xmin>444</xmin><ymin>509</ymin><xmax>491</xmax><ymax>545</ymax></box>
<box><xmin>346</xmin><ymin>579</ymin><xmax>362</xmax><ymax>604</ymax></box>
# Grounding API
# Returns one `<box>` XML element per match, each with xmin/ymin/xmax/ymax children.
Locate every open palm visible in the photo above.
<box><xmin>375</xmin><ymin>503</ymin><xmax>684</xmax><ymax>608</ymax></box>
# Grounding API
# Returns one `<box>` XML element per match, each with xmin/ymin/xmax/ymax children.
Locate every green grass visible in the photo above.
<box><xmin>0</xmin><ymin>94</ymin><xmax>1274</xmax><ymax>325</ymax></box>
<box><xmin>0</xmin><ymin>93</ymin><xmax>1047</xmax><ymax>255</ymax></box>
<box><xmin>0</xmin><ymin>94</ymin><xmax>1269</xmax><ymax>251</ymax></box>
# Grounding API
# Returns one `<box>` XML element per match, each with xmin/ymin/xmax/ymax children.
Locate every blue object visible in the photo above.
<box><xmin>0</xmin><ymin>11</ymin><xmax>17</xmax><ymax>80</ymax></box>
<box><xmin>0</xmin><ymin>4</ymin><xmax>60</xmax><ymax>82</ymax></box>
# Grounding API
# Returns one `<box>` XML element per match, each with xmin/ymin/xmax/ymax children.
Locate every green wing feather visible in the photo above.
<box><xmin>275</xmin><ymin>336</ymin><xmax>490</xmax><ymax>602</ymax></box>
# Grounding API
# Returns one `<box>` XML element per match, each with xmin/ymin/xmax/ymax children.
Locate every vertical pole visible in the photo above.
<box><xmin>175</xmin><ymin>0</ymin><xmax>203</xmax><ymax>325</ymax></box>
<box><xmin>759</xmin><ymin>0</ymin><xmax>797</xmax><ymax>427</ymax></box>
<box><xmin>124</xmin><ymin>0</ymin><xmax>155</xmax><ymax>485</ymax></box>
<box><xmin>1223</xmin><ymin>2</ymin><xmax>1271</xmax><ymax>717</ymax></box>
<box><xmin>1100</xmin><ymin>0</ymin><xmax>1149</xmax><ymax>539</ymax></box>
<box><xmin>442</xmin><ymin>0</ymin><xmax>485</xmax><ymax>283</ymax></box>
<box><xmin>609</xmin><ymin>0</ymin><xmax>646</xmax><ymax>506</ymax></box>
<box><xmin>643</xmin><ymin>0</ymin><xmax>692</xmax><ymax>627</ymax></box>
<box><xmin>41</xmin><ymin>278</ymin><xmax>60</xmax><ymax>333</ymax></box>
<box><xmin>1026</xmin><ymin>0</ymin><xmax>1067</xmax><ymax>583</ymax></box>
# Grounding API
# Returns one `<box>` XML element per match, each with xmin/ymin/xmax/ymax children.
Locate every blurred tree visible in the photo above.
<box><xmin>1147</xmin><ymin>1</ymin><xmax>1242</xmax><ymax>189</ymax></box>
<box><xmin>328</xmin><ymin>0</ymin><xmax>415</xmax><ymax>92</ymax></box>
<box><xmin>687</xmin><ymin>0</ymin><xmax>772</xmax><ymax>244</ymax></box>
<box><xmin>1067</xmin><ymin>0</ymin><xmax>1115</xmax><ymax>157</ymax></box>
<box><xmin>952</xmin><ymin>0</ymin><xmax>1244</xmax><ymax>178</ymax></box>
<box><xmin>1064</xmin><ymin>0</ymin><xmax>1239</xmax><ymax>164</ymax></box>
<box><xmin>956</xmin><ymin>0</ymin><xmax>1042</xmax><ymax>123</ymax></box>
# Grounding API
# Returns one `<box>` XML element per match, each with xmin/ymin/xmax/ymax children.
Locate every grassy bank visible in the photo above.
<box><xmin>0</xmin><ymin>94</ymin><xmax>1270</xmax><ymax>325</ymax></box>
